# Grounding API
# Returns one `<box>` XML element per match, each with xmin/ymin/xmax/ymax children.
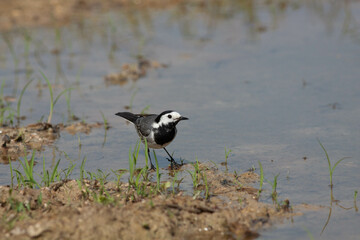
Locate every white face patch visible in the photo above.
<box><xmin>158</xmin><ymin>111</ymin><xmax>182</xmax><ymax>126</ymax></box>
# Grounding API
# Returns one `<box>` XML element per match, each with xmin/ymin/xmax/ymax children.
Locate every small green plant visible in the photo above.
<box><xmin>65</xmin><ymin>88</ymin><xmax>74</xmax><ymax>121</ymax></box>
<box><xmin>40</xmin><ymin>71</ymin><xmax>72</xmax><ymax>124</ymax></box>
<box><xmin>202</xmin><ymin>172</ymin><xmax>209</xmax><ymax>200</ymax></box>
<box><xmin>8</xmin><ymin>157</ymin><xmax>14</xmax><ymax>189</ymax></box>
<box><xmin>153</xmin><ymin>150</ymin><xmax>161</xmax><ymax>191</ymax></box>
<box><xmin>128</xmin><ymin>141</ymin><xmax>141</xmax><ymax>186</ymax></box>
<box><xmin>100</xmin><ymin>111</ymin><xmax>109</xmax><ymax>147</ymax></box>
<box><xmin>225</xmin><ymin>147</ymin><xmax>232</xmax><ymax>163</ymax></box>
<box><xmin>77</xmin><ymin>134</ymin><xmax>82</xmax><ymax>149</ymax></box>
<box><xmin>128</xmin><ymin>88</ymin><xmax>138</xmax><ymax>111</ymax></box>
<box><xmin>187</xmin><ymin>157</ymin><xmax>201</xmax><ymax>189</ymax></box>
<box><xmin>143</xmin><ymin>138</ymin><xmax>149</xmax><ymax>170</ymax></box>
<box><xmin>111</xmin><ymin>169</ymin><xmax>127</xmax><ymax>191</ymax></box>
<box><xmin>266</xmin><ymin>173</ymin><xmax>280</xmax><ymax>202</ymax></box>
<box><xmin>318</xmin><ymin>140</ymin><xmax>350</xmax><ymax>187</ymax></box>
<box><xmin>17</xmin><ymin>79</ymin><xmax>33</xmax><ymax>124</ymax></box>
<box><xmin>79</xmin><ymin>156</ymin><xmax>87</xmax><ymax>183</ymax></box>
<box><xmin>304</xmin><ymin>227</ymin><xmax>315</xmax><ymax>240</ymax></box>
<box><xmin>37</xmin><ymin>192</ymin><xmax>43</xmax><ymax>206</ymax></box>
<box><xmin>257</xmin><ymin>160</ymin><xmax>264</xmax><ymax>198</ymax></box>
<box><xmin>0</xmin><ymin>107</ymin><xmax>16</xmax><ymax>126</ymax></box>
<box><xmin>171</xmin><ymin>171</ymin><xmax>180</xmax><ymax>194</ymax></box>
<box><xmin>354</xmin><ymin>190</ymin><xmax>358</xmax><ymax>212</ymax></box>
<box><xmin>39</xmin><ymin>156</ymin><xmax>61</xmax><ymax>187</ymax></box>
<box><xmin>13</xmin><ymin>150</ymin><xmax>40</xmax><ymax>188</ymax></box>
<box><xmin>62</xmin><ymin>161</ymin><xmax>76</xmax><ymax>180</ymax></box>
<box><xmin>140</xmin><ymin>105</ymin><xmax>150</xmax><ymax>114</ymax></box>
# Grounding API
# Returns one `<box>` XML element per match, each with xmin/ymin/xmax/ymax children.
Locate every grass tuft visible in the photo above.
<box><xmin>318</xmin><ymin>139</ymin><xmax>350</xmax><ymax>187</ymax></box>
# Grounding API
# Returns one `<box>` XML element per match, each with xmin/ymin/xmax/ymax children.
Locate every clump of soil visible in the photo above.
<box><xmin>0</xmin><ymin>122</ymin><xmax>104</xmax><ymax>163</ymax></box>
<box><xmin>0</xmin><ymin>123</ymin><xmax>59</xmax><ymax>163</ymax></box>
<box><xmin>0</xmin><ymin>163</ymin><xmax>301</xmax><ymax>240</ymax></box>
<box><xmin>104</xmin><ymin>57</ymin><xmax>169</xmax><ymax>86</ymax></box>
<box><xmin>0</xmin><ymin>0</ymin><xmax>211</xmax><ymax>31</ymax></box>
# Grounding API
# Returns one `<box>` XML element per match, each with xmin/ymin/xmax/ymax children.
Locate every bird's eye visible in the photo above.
<box><xmin>167</xmin><ymin>115</ymin><xmax>172</xmax><ymax>119</ymax></box>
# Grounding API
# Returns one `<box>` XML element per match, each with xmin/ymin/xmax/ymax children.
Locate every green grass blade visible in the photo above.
<box><xmin>9</xmin><ymin>157</ymin><xmax>14</xmax><ymax>189</ymax></box>
<box><xmin>40</xmin><ymin>70</ymin><xmax>54</xmax><ymax>124</ymax></box>
<box><xmin>144</xmin><ymin>138</ymin><xmax>149</xmax><ymax>169</ymax></box>
<box><xmin>17</xmin><ymin>79</ymin><xmax>33</xmax><ymax>122</ymax></box>
<box><xmin>318</xmin><ymin>139</ymin><xmax>331</xmax><ymax>172</ymax></box>
<box><xmin>128</xmin><ymin>146</ymin><xmax>134</xmax><ymax>184</ymax></box>
<box><xmin>53</xmin><ymin>88</ymin><xmax>73</xmax><ymax>106</ymax></box>
<box><xmin>50</xmin><ymin>159</ymin><xmax>61</xmax><ymax>184</ymax></box>
<box><xmin>153</xmin><ymin>150</ymin><xmax>160</xmax><ymax>191</ymax></box>
<box><xmin>258</xmin><ymin>160</ymin><xmax>264</xmax><ymax>198</ymax></box>
<box><xmin>331</xmin><ymin>157</ymin><xmax>351</xmax><ymax>174</ymax></box>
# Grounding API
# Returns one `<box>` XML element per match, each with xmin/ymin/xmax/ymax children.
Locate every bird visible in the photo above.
<box><xmin>115</xmin><ymin>110</ymin><xmax>188</xmax><ymax>170</ymax></box>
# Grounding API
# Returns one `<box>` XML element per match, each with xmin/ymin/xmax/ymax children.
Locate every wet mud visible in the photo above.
<box><xmin>0</xmin><ymin>122</ymin><xmax>103</xmax><ymax>163</ymax></box>
<box><xmin>0</xmin><ymin>164</ymin><xmax>305</xmax><ymax>240</ymax></box>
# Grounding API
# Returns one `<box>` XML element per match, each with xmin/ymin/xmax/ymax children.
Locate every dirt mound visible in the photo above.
<box><xmin>0</xmin><ymin>122</ymin><xmax>103</xmax><ymax>163</ymax></box>
<box><xmin>0</xmin><ymin>164</ymin><xmax>300</xmax><ymax>240</ymax></box>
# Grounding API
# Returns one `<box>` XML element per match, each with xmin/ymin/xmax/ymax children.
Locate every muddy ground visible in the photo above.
<box><xmin>0</xmin><ymin>122</ymin><xmax>314</xmax><ymax>239</ymax></box>
<box><xmin>0</xmin><ymin>163</ymin><xmax>308</xmax><ymax>240</ymax></box>
<box><xmin>0</xmin><ymin>0</ymin><xmax>318</xmax><ymax>239</ymax></box>
<box><xmin>0</xmin><ymin>122</ymin><xmax>103</xmax><ymax>163</ymax></box>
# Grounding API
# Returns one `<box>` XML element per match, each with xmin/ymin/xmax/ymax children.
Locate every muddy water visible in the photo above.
<box><xmin>0</xmin><ymin>1</ymin><xmax>360</xmax><ymax>239</ymax></box>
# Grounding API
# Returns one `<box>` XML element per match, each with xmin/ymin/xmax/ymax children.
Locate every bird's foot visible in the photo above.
<box><xmin>149</xmin><ymin>164</ymin><xmax>156</xmax><ymax>171</ymax></box>
<box><xmin>166</xmin><ymin>157</ymin><xmax>183</xmax><ymax>170</ymax></box>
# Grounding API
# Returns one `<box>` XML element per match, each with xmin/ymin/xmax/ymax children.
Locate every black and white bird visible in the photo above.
<box><xmin>115</xmin><ymin>110</ymin><xmax>188</xmax><ymax>169</ymax></box>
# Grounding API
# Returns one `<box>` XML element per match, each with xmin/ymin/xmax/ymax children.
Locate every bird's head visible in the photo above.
<box><xmin>155</xmin><ymin>110</ymin><xmax>188</xmax><ymax>127</ymax></box>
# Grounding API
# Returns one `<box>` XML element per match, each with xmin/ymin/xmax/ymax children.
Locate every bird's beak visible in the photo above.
<box><xmin>179</xmin><ymin>116</ymin><xmax>189</xmax><ymax>121</ymax></box>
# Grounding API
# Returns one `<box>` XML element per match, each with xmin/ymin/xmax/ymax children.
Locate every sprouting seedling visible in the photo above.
<box><xmin>318</xmin><ymin>139</ymin><xmax>351</xmax><ymax>187</ymax></box>
<box><xmin>39</xmin><ymin>155</ymin><xmax>60</xmax><ymax>187</ymax></box>
<box><xmin>15</xmin><ymin>150</ymin><xmax>40</xmax><ymax>188</ymax></box>
<box><xmin>257</xmin><ymin>160</ymin><xmax>264</xmax><ymax>199</ymax></box>
<box><xmin>17</xmin><ymin>79</ymin><xmax>33</xmax><ymax>124</ymax></box>
<box><xmin>62</xmin><ymin>161</ymin><xmax>76</xmax><ymax>180</ymax></box>
<box><xmin>77</xmin><ymin>134</ymin><xmax>82</xmax><ymax>149</ymax></box>
<box><xmin>153</xmin><ymin>150</ymin><xmax>161</xmax><ymax>191</ymax></box>
<box><xmin>172</xmin><ymin>171</ymin><xmax>179</xmax><ymax>194</ymax></box>
<box><xmin>128</xmin><ymin>141</ymin><xmax>141</xmax><ymax>185</ymax></box>
<box><xmin>0</xmin><ymin>79</ymin><xmax>5</xmax><ymax>104</ymax></box>
<box><xmin>8</xmin><ymin>157</ymin><xmax>14</xmax><ymax>189</ymax></box>
<box><xmin>303</xmin><ymin>227</ymin><xmax>315</xmax><ymax>240</ymax></box>
<box><xmin>40</xmin><ymin>70</ymin><xmax>72</xmax><ymax>124</ymax></box>
<box><xmin>128</xmin><ymin>88</ymin><xmax>138</xmax><ymax>111</ymax></box>
<box><xmin>100</xmin><ymin>111</ymin><xmax>108</xmax><ymax>147</ymax></box>
<box><xmin>188</xmin><ymin>157</ymin><xmax>201</xmax><ymax>189</ymax></box>
<box><xmin>354</xmin><ymin>190</ymin><xmax>358</xmax><ymax>212</ymax></box>
<box><xmin>79</xmin><ymin>156</ymin><xmax>87</xmax><ymax>183</ymax></box>
<box><xmin>202</xmin><ymin>172</ymin><xmax>210</xmax><ymax>200</ymax></box>
<box><xmin>140</xmin><ymin>105</ymin><xmax>150</xmax><ymax>114</ymax></box>
<box><xmin>65</xmin><ymin>88</ymin><xmax>73</xmax><ymax>120</ymax></box>
<box><xmin>225</xmin><ymin>147</ymin><xmax>232</xmax><ymax>163</ymax></box>
<box><xmin>266</xmin><ymin>173</ymin><xmax>280</xmax><ymax>202</ymax></box>
<box><xmin>143</xmin><ymin>138</ymin><xmax>149</xmax><ymax>170</ymax></box>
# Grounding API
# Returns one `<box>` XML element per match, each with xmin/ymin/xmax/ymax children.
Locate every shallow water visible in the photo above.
<box><xmin>0</xmin><ymin>1</ymin><xmax>360</xmax><ymax>239</ymax></box>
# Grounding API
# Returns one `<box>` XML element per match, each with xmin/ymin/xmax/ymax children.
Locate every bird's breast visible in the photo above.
<box><xmin>153</xmin><ymin>126</ymin><xmax>177</xmax><ymax>147</ymax></box>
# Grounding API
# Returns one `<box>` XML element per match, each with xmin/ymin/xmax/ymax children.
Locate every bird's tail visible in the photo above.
<box><xmin>115</xmin><ymin>112</ymin><xmax>139</xmax><ymax>123</ymax></box>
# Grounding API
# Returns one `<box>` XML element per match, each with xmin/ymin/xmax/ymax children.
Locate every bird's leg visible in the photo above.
<box><xmin>163</xmin><ymin>148</ymin><xmax>182</xmax><ymax>169</ymax></box>
<box><xmin>148</xmin><ymin>148</ymin><xmax>156</xmax><ymax>170</ymax></box>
